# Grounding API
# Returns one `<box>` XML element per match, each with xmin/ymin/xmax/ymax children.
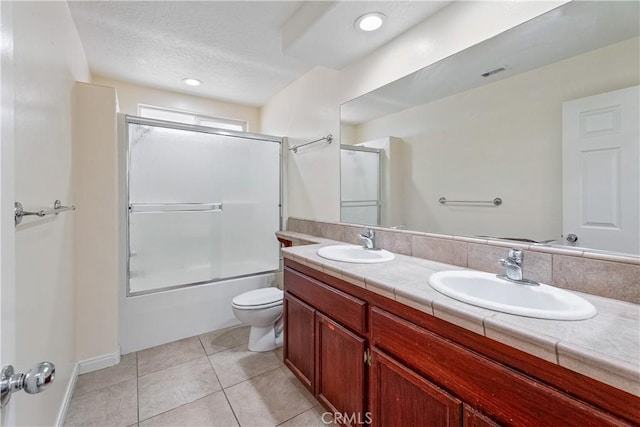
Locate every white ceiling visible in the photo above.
<box><xmin>68</xmin><ymin>1</ymin><xmax>450</xmax><ymax>107</ymax></box>
<box><xmin>282</xmin><ymin>1</ymin><xmax>449</xmax><ymax>69</ymax></box>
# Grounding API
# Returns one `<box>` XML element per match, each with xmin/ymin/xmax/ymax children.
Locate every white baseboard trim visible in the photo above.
<box><xmin>77</xmin><ymin>347</ymin><xmax>121</xmax><ymax>375</ymax></box>
<box><xmin>55</xmin><ymin>347</ymin><xmax>122</xmax><ymax>426</ymax></box>
<box><xmin>56</xmin><ymin>362</ymin><xmax>79</xmax><ymax>427</ymax></box>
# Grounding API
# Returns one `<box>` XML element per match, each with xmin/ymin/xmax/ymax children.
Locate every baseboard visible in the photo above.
<box><xmin>77</xmin><ymin>347</ymin><xmax>121</xmax><ymax>375</ymax></box>
<box><xmin>56</xmin><ymin>362</ymin><xmax>79</xmax><ymax>427</ymax></box>
<box><xmin>55</xmin><ymin>347</ymin><xmax>122</xmax><ymax>426</ymax></box>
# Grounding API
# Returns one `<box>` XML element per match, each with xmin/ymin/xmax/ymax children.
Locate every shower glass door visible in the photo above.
<box><xmin>126</xmin><ymin>116</ymin><xmax>281</xmax><ymax>295</ymax></box>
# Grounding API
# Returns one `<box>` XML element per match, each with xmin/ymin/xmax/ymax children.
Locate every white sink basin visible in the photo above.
<box><xmin>317</xmin><ymin>245</ymin><xmax>395</xmax><ymax>264</ymax></box>
<box><xmin>428</xmin><ymin>271</ymin><xmax>596</xmax><ymax>320</ymax></box>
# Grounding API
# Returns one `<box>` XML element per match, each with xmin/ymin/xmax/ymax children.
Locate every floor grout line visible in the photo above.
<box><xmin>64</xmin><ymin>325</ymin><xmax>323</xmax><ymax>427</ymax></box>
<box><xmin>205</xmin><ymin>340</ymin><xmax>243</xmax><ymax>427</ymax></box>
<box><xmin>206</xmin><ymin>344</ymin><xmax>243</xmax><ymax>426</ymax></box>
<box><xmin>137</xmin><ymin>354</ymin><xmax>209</xmax><ymax>379</ymax></box>
<box><xmin>137</xmin><ymin>355</ymin><xmax>224</xmax><ymax>423</ymax></box>
<box><xmin>222</xmin><ymin>362</ymin><xmax>285</xmax><ymax>392</ymax></box>
<box><xmin>211</xmin><ymin>348</ymin><xmax>285</xmax><ymax>390</ymax></box>
<box><xmin>221</xmin><ymin>388</ymin><xmax>242</xmax><ymax>427</ymax></box>
<box><xmin>70</xmin><ymin>376</ymin><xmax>136</xmax><ymax>401</ymax></box>
<box><xmin>196</xmin><ymin>333</ymin><xmax>208</xmax><ymax>354</ymax></box>
<box><xmin>137</xmin><ymin>389</ymin><xmax>227</xmax><ymax>424</ymax></box>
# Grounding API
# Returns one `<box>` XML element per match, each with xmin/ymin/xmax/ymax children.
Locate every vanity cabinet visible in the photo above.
<box><xmin>316</xmin><ymin>313</ymin><xmax>367</xmax><ymax>418</ymax></box>
<box><xmin>283</xmin><ymin>293</ymin><xmax>314</xmax><ymax>389</ymax></box>
<box><xmin>370</xmin><ymin>307</ymin><xmax>630</xmax><ymax>426</ymax></box>
<box><xmin>463</xmin><ymin>407</ymin><xmax>500</xmax><ymax>427</ymax></box>
<box><xmin>370</xmin><ymin>346</ymin><xmax>499</xmax><ymax>427</ymax></box>
<box><xmin>283</xmin><ymin>260</ymin><xmax>638</xmax><ymax>427</ymax></box>
<box><xmin>283</xmin><ymin>267</ymin><xmax>368</xmax><ymax>424</ymax></box>
<box><xmin>369</xmin><ymin>348</ymin><xmax>462</xmax><ymax>427</ymax></box>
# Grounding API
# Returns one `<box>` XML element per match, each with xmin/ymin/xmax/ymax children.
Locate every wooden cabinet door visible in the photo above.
<box><xmin>369</xmin><ymin>348</ymin><xmax>462</xmax><ymax>427</ymax></box>
<box><xmin>316</xmin><ymin>313</ymin><xmax>367</xmax><ymax>425</ymax></box>
<box><xmin>464</xmin><ymin>406</ymin><xmax>500</xmax><ymax>427</ymax></box>
<box><xmin>284</xmin><ymin>293</ymin><xmax>315</xmax><ymax>391</ymax></box>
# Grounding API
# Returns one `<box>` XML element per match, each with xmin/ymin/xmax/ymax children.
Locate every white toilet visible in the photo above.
<box><xmin>231</xmin><ymin>287</ymin><xmax>284</xmax><ymax>352</ymax></box>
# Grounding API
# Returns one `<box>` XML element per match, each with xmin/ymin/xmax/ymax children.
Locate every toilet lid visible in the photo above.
<box><xmin>232</xmin><ymin>287</ymin><xmax>283</xmax><ymax>307</ymax></box>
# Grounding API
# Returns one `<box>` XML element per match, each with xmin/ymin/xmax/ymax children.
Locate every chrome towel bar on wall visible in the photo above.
<box><xmin>289</xmin><ymin>134</ymin><xmax>333</xmax><ymax>154</ymax></box>
<box><xmin>439</xmin><ymin>197</ymin><xmax>503</xmax><ymax>206</ymax></box>
<box><xmin>14</xmin><ymin>200</ymin><xmax>76</xmax><ymax>225</ymax></box>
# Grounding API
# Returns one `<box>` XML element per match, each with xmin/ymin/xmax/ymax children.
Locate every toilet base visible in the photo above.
<box><xmin>248</xmin><ymin>325</ymin><xmax>282</xmax><ymax>352</ymax></box>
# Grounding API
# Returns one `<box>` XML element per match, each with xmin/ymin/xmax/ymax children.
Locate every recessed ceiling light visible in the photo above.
<box><xmin>183</xmin><ymin>78</ymin><xmax>202</xmax><ymax>86</ymax></box>
<box><xmin>355</xmin><ymin>12</ymin><xmax>386</xmax><ymax>32</ymax></box>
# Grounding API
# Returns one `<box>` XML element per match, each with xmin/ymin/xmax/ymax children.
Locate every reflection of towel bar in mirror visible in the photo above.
<box><xmin>128</xmin><ymin>202</ymin><xmax>223</xmax><ymax>213</ymax></box>
<box><xmin>439</xmin><ymin>197</ymin><xmax>502</xmax><ymax>206</ymax></box>
<box><xmin>14</xmin><ymin>200</ymin><xmax>76</xmax><ymax>225</ymax></box>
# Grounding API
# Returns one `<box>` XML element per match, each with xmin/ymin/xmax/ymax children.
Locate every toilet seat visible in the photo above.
<box><xmin>232</xmin><ymin>288</ymin><xmax>283</xmax><ymax>310</ymax></box>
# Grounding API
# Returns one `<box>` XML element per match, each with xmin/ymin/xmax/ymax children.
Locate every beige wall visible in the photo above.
<box><xmin>9</xmin><ymin>2</ymin><xmax>90</xmax><ymax>425</ymax></box>
<box><xmin>261</xmin><ymin>66</ymin><xmax>342</xmax><ymax>221</ymax></box>
<box><xmin>92</xmin><ymin>76</ymin><xmax>261</xmax><ymax>133</ymax></box>
<box><xmin>261</xmin><ymin>1</ymin><xmax>567</xmax><ymax>223</ymax></box>
<box><xmin>354</xmin><ymin>37</ymin><xmax>640</xmax><ymax>241</ymax></box>
<box><xmin>72</xmin><ymin>83</ymin><xmax>119</xmax><ymax>362</ymax></box>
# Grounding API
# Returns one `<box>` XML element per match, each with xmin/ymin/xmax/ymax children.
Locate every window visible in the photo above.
<box><xmin>138</xmin><ymin>105</ymin><xmax>247</xmax><ymax>132</ymax></box>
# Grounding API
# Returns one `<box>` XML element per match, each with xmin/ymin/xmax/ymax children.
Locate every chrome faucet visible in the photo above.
<box><xmin>498</xmin><ymin>249</ymin><xmax>539</xmax><ymax>286</ymax></box>
<box><xmin>358</xmin><ymin>227</ymin><xmax>379</xmax><ymax>250</ymax></box>
<box><xmin>499</xmin><ymin>248</ymin><xmax>523</xmax><ymax>280</ymax></box>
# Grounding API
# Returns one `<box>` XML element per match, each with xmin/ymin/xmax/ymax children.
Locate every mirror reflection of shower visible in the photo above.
<box><xmin>340</xmin><ymin>145</ymin><xmax>381</xmax><ymax>225</ymax></box>
<box><xmin>340</xmin><ymin>137</ymin><xmax>406</xmax><ymax>228</ymax></box>
<box><xmin>340</xmin><ymin>137</ymin><xmax>407</xmax><ymax>228</ymax></box>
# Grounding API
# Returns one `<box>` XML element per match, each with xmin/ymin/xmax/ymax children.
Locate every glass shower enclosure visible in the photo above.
<box><xmin>125</xmin><ymin>115</ymin><xmax>282</xmax><ymax>295</ymax></box>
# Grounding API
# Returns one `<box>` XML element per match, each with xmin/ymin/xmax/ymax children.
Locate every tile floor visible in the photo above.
<box><xmin>64</xmin><ymin>325</ymin><xmax>334</xmax><ymax>427</ymax></box>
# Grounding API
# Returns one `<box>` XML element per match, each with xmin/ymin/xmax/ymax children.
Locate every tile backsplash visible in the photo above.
<box><xmin>286</xmin><ymin>217</ymin><xmax>640</xmax><ymax>304</ymax></box>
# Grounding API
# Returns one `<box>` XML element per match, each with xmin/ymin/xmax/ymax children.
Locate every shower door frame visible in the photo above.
<box><xmin>123</xmin><ymin>114</ymin><xmax>283</xmax><ymax>297</ymax></box>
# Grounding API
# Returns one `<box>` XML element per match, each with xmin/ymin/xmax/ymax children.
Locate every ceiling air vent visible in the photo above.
<box><xmin>481</xmin><ymin>66</ymin><xmax>507</xmax><ymax>78</ymax></box>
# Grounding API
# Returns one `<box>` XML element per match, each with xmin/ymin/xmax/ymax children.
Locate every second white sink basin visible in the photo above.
<box><xmin>317</xmin><ymin>245</ymin><xmax>395</xmax><ymax>263</ymax></box>
<box><xmin>428</xmin><ymin>271</ymin><xmax>597</xmax><ymax>320</ymax></box>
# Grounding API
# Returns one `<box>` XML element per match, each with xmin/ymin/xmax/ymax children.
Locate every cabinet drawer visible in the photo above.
<box><xmin>285</xmin><ymin>267</ymin><xmax>367</xmax><ymax>334</ymax></box>
<box><xmin>371</xmin><ymin>307</ymin><xmax>629</xmax><ymax>427</ymax></box>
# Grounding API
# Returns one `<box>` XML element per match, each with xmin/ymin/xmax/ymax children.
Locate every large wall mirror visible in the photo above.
<box><xmin>340</xmin><ymin>1</ymin><xmax>640</xmax><ymax>256</ymax></box>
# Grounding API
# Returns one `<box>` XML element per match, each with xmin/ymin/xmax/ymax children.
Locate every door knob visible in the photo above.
<box><xmin>566</xmin><ymin>234</ymin><xmax>578</xmax><ymax>243</ymax></box>
<box><xmin>1</xmin><ymin>362</ymin><xmax>55</xmax><ymax>407</ymax></box>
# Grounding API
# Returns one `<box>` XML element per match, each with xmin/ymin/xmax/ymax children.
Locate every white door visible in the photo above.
<box><xmin>0</xmin><ymin>1</ymin><xmax>17</xmax><ymax>425</ymax></box>
<box><xmin>562</xmin><ymin>86</ymin><xmax>640</xmax><ymax>255</ymax></box>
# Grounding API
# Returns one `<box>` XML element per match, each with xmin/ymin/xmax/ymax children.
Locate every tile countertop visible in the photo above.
<box><xmin>276</xmin><ymin>231</ymin><xmax>640</xmax><ymax>397</ymax></box>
